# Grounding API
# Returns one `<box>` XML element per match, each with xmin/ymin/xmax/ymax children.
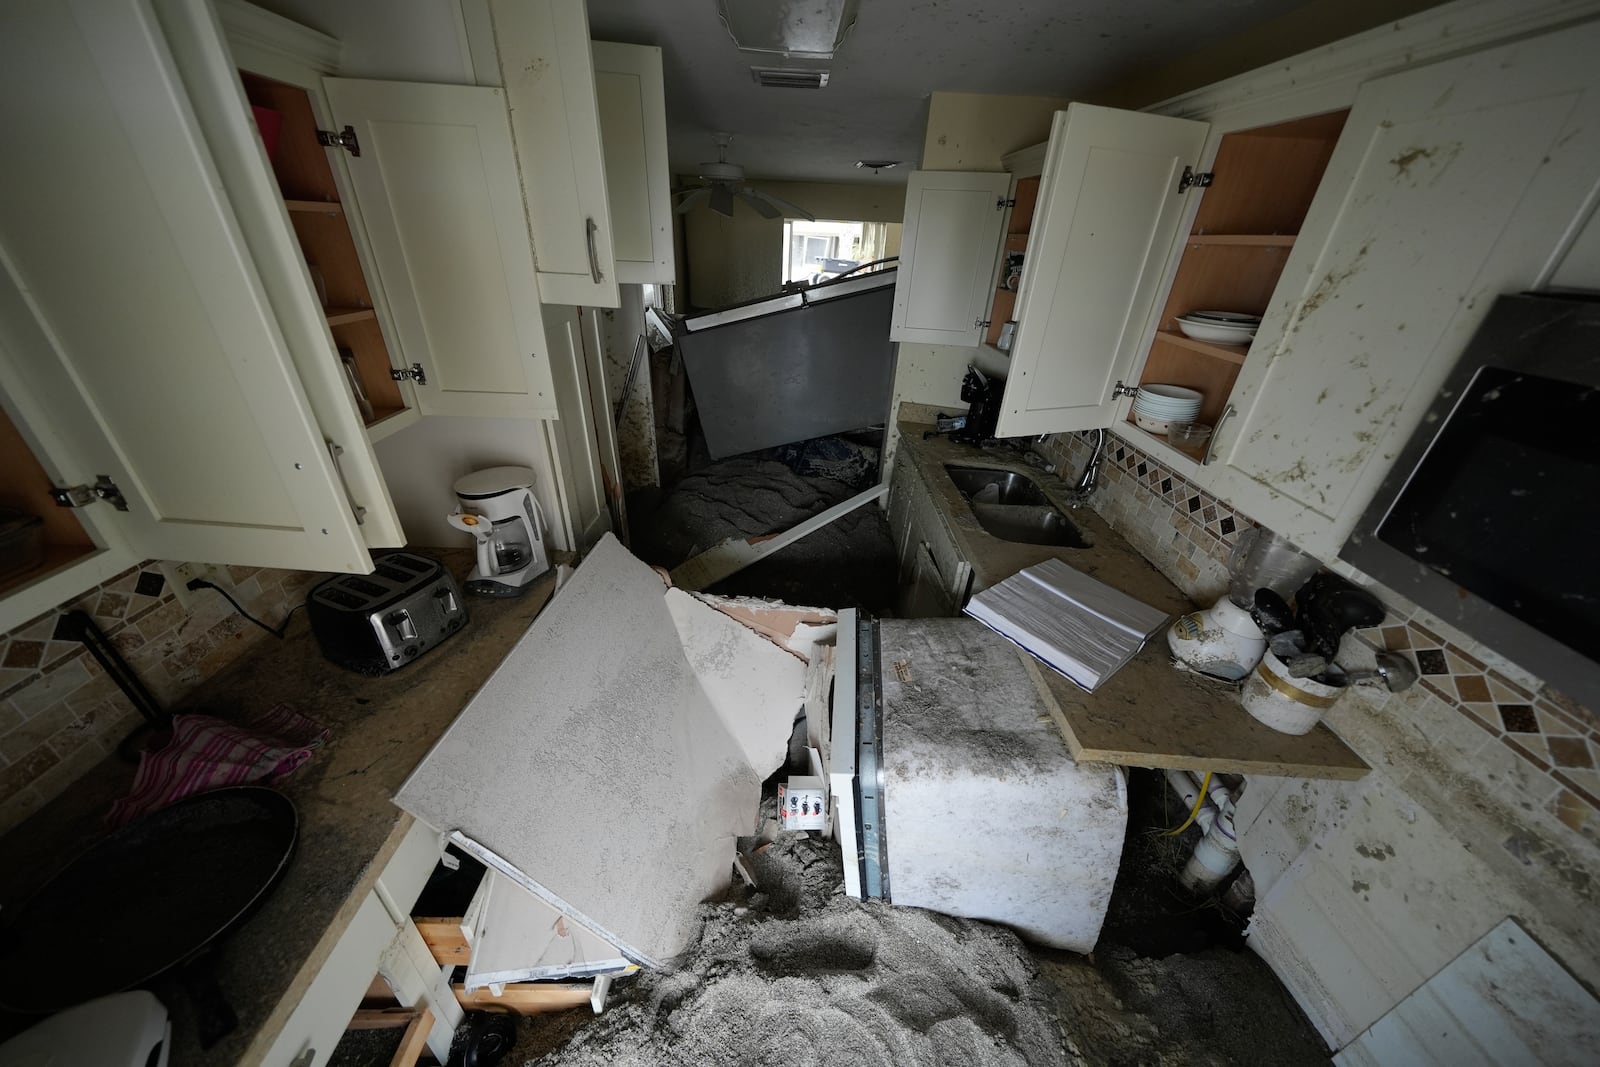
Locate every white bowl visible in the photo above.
<box><xmin>1185</xmin><ymin>309</ymin><xmax>1261</xmax><ymax>326</ymax></box>
<box><xmin>1133</xmin><ymin>410</ymin><xmax>1178</xmax><ymax>435</ymax></box>
<box><xmin>1176</xmin><ymin>316</ymin><xmax>1256</xmax><ymax>345</ymax></box>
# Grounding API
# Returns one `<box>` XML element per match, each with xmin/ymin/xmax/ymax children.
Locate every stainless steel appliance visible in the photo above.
<box><xmin>307</xmin><ymin>551</ymin><xmax>466</xmax><ymax>674</ymax></box>
<box><xmin>1342</xmin><ymin>292</ymin><xmax>1600</xmax><ymax>708</ymax></box>
<box><xmin>447</xmin><ymin>466</ymin><xmax>551</xmax><ymax>597</ymax></box>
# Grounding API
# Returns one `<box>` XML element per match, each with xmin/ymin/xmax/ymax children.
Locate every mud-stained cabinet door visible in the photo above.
<box><xmin>1206</xmin><ymin>21</ymin><xmax>1600</xmax><ymax>558</ymax></box>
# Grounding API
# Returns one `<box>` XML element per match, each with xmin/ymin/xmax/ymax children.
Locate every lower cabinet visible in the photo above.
<box><xmin>887</xmin><ymin>455</ymin><xmax>972</xmax><ymax>617</ymax></box>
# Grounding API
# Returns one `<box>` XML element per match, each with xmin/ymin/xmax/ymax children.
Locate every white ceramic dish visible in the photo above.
<box><xmin>1185</xmin><ymin>309</ymin><xmax>1262</xmax><ymax>326</ymax></box>
<box><xmin>1133</xmin><ymin>396</ymin><xmax>1201</xmax><ymax>416</ymax></box>
<box><xmin>1175</xmin><ymin>316</ymin><xmax>1257</xmax><ymax>345</ymax></box>
<box><xmin>1133</xmin><ymin>410</ymin><xmax>1179</xmax><ymax>435</ymax></box>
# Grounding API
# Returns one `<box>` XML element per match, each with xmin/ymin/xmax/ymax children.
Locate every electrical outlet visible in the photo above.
<box><xmin>159</xmin><ymin>561</ymin><xmax>229</xmax><ymax>610</ymax></box>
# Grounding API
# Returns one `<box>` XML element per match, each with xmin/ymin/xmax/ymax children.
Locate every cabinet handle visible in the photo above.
<box><xmin>1202</xmin><ymin>404</ymin><xmax>1235</xmax><ymax>466</ymax></box>
<box><xmin>585</xmin><ymin>217</ymin><xmax>602</xmax><ymax>285</ymax></box>
<box><xmin>326</xmin><ymin>441</ymin><xmax>367</xmax><ymax>526</ymax></box>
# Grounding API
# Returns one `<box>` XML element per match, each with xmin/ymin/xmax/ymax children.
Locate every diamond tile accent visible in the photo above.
<box><xmin>1499</xmin><ymin>704</ymin><xmax>1538</xmax><ymax>733</ymax></box>
<box><xmin>1547</xmin><ymin>736</ymin><xmax>1594</xmax><ymax>769</ymax></box>
<box><xmin>134</xmin><ymin>570</ymin><xmax>165</xmax><ymax>598</ymax></box>
<box><xmin>1415</xmin><ymin>648</ymin><xmax>1449</xmax><ymax>675</ymax></box>
<box><xmin>1219</xmin><ymin>515</ymin><xmax>1235</xmax><ymax>535</ymax></box>
<box><xmin>1454</xmin><ymin>674</ymin><xmax>1492</xmax><ymax>703</ymax></box>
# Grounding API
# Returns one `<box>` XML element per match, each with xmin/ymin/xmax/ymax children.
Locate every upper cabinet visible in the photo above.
<box><xmin>890</xmin><ymin>17</ymin><xmax>1600</xmax><ymax>558</ymax></box>
<box><xmin>322</xmin><ymin>78</ymin><xmax>558</xmax><ymax>418</ymax></box>
<box><xmin>492</xmin><ymin>0</ymin><xmax>620</xmax><ymax>307</ymax></box>
<box><xmin>1205</xmin><ymin>22</ymin><xmax>1600</xmax><ymax>555</ymax></box>
<box><xmin>996</xmin><ymin>106</ymin><xmax>1208</xmax><ymax>438</ymax></box>
<box><xmin>0</xmin><ymin>0</ymin><xmax>656</xmax><ymax>629</ymax></box>
<box><xmin>592</xmin><ymin>42</ymin><xmax>675</xmax><ymax>285</ymax></box>
<box><xmin>890</xmin><ymin>171</ymin><xmax>1013</xmax><ymax>346</ymax></box>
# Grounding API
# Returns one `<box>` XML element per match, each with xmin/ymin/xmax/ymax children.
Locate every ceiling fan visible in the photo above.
<box><xmin>673</xmin><ymin>134</ymin><xmax>815</xmax><ymax>221</ymax></box>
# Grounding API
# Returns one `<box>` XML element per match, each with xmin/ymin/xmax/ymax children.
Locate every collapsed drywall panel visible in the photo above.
<box><xmin>465</xmin><ymin>869</ymin><xmax>632</xmax><ymax>988</ymax></box>
<box><xmin>665</xmin><ymin>588</ymin><xmax>806</xmax><ymax>777</ymax></box>
<box><xmin>395</xmin><ymin>534</ymin><xmax>758</xmax><ymax>966</ymax></box>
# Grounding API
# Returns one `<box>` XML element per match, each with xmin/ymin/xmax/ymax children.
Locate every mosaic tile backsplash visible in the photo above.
<box><xmin>1040</xmin><ymin>429</ymin><xmax>1600</xmax><ymax>836</ymax></box>
<box><xmin>0</xmin><ymin>562</ymin><xmax>318</xmax><ymax>834</ymax></box>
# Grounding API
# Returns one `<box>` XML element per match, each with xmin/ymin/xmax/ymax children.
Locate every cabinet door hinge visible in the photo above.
<box><xmin>390</xmin><ymin>362</ymin><xmax>427</xmax><ymax>385</ymax></box>
<box><xmin>317</xmin><ymin>125</ymin><xmax>360</xmax><ymax>157</ymax></box>
<box><xmin>1112</xmin><ymin>380</ymin><xmax>1139</xmax><ymax>399</ymax></box>
<box><xmin>1177</xmin><ymin>166</ymin><xmax>1214</xmax><ymax>193</ymax></box>
<box><xmin>974</xmin><ymin>318</ymin><xmax>991</xmax><ymax>330</ymax></box>
<box><xmin>995</xmin><ymin>197</ymin><xmax>1016</xmax><ymax>210</ymax></box>
<box><xmin>50</xmin><ymin>476</ymin><xmax>129</xmax><ymax>512</ymax></box>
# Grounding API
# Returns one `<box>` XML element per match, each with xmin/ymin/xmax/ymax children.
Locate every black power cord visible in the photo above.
<box><xmin>187</xmin><ymin>578</ymin><xmax>304</xmax><ymax>639</ymax></box>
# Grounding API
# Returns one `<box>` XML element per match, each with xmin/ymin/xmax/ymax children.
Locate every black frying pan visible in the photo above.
<box><xmin>0</xmin><ymin>786</ymin><xmax>297</xmax><ymax>1033</ymax></box>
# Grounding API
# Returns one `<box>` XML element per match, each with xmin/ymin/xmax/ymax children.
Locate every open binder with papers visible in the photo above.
<box><xmin>963</xmin><ymin>559</ymin><xmax>1171</xmax><ymax>691</ymax></box>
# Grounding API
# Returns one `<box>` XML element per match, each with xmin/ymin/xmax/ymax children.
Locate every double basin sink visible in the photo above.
<box><xmin>944</xmin><ymin>465</ymin><xmax>1088</xmax><ymax>548</ymax></box>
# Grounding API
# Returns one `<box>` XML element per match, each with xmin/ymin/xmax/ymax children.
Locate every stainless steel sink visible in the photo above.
<box><xmin>944</xmin><ymin>465</ymin><xmax>1089</xmax><ymax>548</ymax></box>
<box><xmin>944</xmin><ymin>466</ymin><xmax>1050</xmax><ymax>506</ymax></box>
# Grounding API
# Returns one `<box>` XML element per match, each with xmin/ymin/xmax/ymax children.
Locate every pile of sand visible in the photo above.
<box><xmin>520</xmin><ymin>833</ymin><xmax>1079</xmax><ymax>1066</ymax></box>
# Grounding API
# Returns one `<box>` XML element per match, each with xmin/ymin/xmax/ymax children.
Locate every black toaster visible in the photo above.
<box><xmin>307</xmin><ymin>551</ymin><xmax>467</xmax><ymax>674</ymax></box>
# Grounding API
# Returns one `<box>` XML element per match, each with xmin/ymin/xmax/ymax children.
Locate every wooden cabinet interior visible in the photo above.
<box><xmin>985</xmin><ymin>175</ymin><xmax>1040</xmax><ymax>348</ymax></box>
<box><xmin>239</xmin><ymin>71</ymin><xmax>406</xmax><ymax>427</ymax></box>
<box><xmin>1133</xmin><ymin>109</ymin><xmax>1349</xmax><ymax>456</ymax></box>
<box><xmin>0</xmin><ymin>403</ymin><xmax>94</xmax><ymax>597</ymax></box>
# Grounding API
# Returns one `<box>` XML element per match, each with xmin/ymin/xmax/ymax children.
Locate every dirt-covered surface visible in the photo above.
<box><xmin>505</xmin><ymin>776</ymin><xmax>1330</xmax><ymax>1067</ymax></box>
<box><xmin>510</xmin><ymin>431</ymin><xmax>1332</xmax><ymax>1065</ymax></box>
<box><xmin>629</xmin><ymin>435</ymin><xmax>897</xmax><ymax>612</ymax></box>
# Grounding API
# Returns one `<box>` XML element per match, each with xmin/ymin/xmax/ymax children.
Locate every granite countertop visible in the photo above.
<box><xmin>0</xmin><ymin>549</ymin><xmax>562</xmax><ymax>1065</ymax></box>
<box><xmin>897</xmin><ymin>424</ymin><xmax>1369</xmax><ymax>781</ymax></box>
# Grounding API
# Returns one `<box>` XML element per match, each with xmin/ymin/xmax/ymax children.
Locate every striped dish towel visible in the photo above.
<box><xmin>108</xmin><ymin>704</ymin><xmax>330</xmax><ymax>826</ymax></box>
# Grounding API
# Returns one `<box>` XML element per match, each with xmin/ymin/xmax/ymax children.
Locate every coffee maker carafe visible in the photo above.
<box><xmin>447</xmin><ymin>466</ymin><xmax>551</xmax><ymax>597</ymax></box>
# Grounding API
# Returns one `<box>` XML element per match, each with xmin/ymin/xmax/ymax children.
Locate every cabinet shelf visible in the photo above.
<box><xmin>1185</xmin><ymin>233</ymin><xmax>1295</xmax><ymax>247</ymax></box>
<box><xmin>1154</xmin><ymin>330</ymin><xmax>1249</xmax><ymax>364</ymax></box>
<box><xmin>285</xmin><ymin>198</ymin><xmax>344</xmax><ymax>215</ymax></box>
<box><xmin>325</xmin><ymin>307</ymin><xmax>377</xmax><ymax>326</ymax></box>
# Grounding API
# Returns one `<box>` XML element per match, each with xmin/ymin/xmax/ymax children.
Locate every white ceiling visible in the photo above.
<box><xmin>586</xmin><ymin>0</ymin><xmax>1312</xmax><ymax>185</ymax></box>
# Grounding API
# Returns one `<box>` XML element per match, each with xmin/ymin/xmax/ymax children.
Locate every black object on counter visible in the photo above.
<box><xmin>1251</xmin><ymin>588</ymin><xmax>1298</xmax><ymax>637</ymax></box>
<box><xmin>1294</xmin><ymin>572</ymin><xmax>1387</xmax><ymax>659</ymax></box>
<box><xmin>924</xmin><ymin>366</ymin><xmax>1003</xmax><ymax>445</ymax></box>
<box><xmin>307</xmin><ymin>550</ymin><xmax>468</xmax><ymax>675</ymax></box>
<box><xmin>0</xmin><ymin>786</ymin><xmax>298</xmax><ymax>1047</ymax></box>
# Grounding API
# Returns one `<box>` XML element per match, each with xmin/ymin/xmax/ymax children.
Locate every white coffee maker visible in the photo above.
<box><xmin>447</xmin><ymin>466</ymin><xmax>550</xmax><ymax>597</ymax></box>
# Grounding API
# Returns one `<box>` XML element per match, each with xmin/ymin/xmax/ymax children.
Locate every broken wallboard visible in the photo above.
<box><xmin>464</xmin><ymin>868</ymin><xmax>635</xmax><ymax>988</ymax></box>
<box><xmin>670</xmin><ymin>484</ymin><xmax>887</xmax><ymax>591</ymax></box>
<box><xmin>395</xmin><ymin>534</ymin><xmax>801</xmax><ymax>967</ymax></box>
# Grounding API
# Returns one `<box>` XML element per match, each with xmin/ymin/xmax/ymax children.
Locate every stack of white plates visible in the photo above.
<box><xmin>1132</xmin><ymin>384</ymin><xmax>1202</xmax><ymax>434</ymax></box>
<box><xmin>1175</xmin><ymin>310</ymin><xmax>1261</xmax><ymax>345</ymax></box>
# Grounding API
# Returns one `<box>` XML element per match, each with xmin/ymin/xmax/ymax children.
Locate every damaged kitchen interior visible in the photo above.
<box><xmin>1</xmin><ymin>0</ymin><xmax>1598</xmax><ymax>1065</ymax></box>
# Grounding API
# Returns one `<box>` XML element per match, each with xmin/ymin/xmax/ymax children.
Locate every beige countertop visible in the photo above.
<box><xmin>897</xmin><ymin>424</ymin><xmax>1369</xmax><ymax>781</ymax></box>
<box><xmin>0</xmin><ymin>550</ymin><xmax>560</xmax><ymax>1065</ymax></box>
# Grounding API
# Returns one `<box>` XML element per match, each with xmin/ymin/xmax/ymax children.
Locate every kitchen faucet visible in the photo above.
<box><xmin>1062</xmin><ymin>429</ymin><xmax>1106</xmax><ymax>508</ymax></box>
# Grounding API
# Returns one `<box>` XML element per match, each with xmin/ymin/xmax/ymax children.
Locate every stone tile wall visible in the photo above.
<box><xmin>0</xmin><ymin>563</ymin><xmax>318</xmax><ymax>834</ymax></box>
<box><xmin>1039</xmin><ymin>429</ymin><xmax>1600</xmax><ymax>839</ymax></box>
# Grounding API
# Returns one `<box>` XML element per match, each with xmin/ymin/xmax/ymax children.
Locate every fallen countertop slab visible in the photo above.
<box><xmin>895</xmin><ymin>424</ymin><xmax>1368</xmax><ymax>782</ymax></box>
<box><xmin>0</xmin><ymin>549</ymin><xmax>562</xmax><ymax>1066</ymax></box>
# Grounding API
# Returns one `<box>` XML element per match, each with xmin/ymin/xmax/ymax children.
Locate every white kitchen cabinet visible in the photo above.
<box><xmin>0</xmin><ymin>0</ymin><xmax>384</xmax><ymax>592</ymax></box>
<box><xmin>889</xmin><ymin>171</ymin><xmax>1014</xmax><ymax>345</ymax></box>
<box><xmin>1202</xmin><ymin>21</ymin><xmax>1600</xmax><ymax>556</ymax></box>
<box><xmin>996</xmin><ymin>105</ymin><xmax>1208</xmax><ymax>438</ymax></box>
<box><xmin>887</xmin><ymin>452</ymin><xmax>971</xmax><ymax>616</ymax></box>
<box><xmin>0</xmin><ymin>0</ymin><xmax>608</xmax><ymax>631</ymax></box>
<box><xmin>592</xmin><ymin>41</ymin><xmax>674</xmax><ymax>285</ymax></box>
<box><xmin>323</xmin><ymin>78</ymin><xmax>558</xmax><ymax>419</ymax></box>
<box><xmin>493</xmin><ymin>0</ymin><xmax>620</xmax><ymax>307</ymax></box>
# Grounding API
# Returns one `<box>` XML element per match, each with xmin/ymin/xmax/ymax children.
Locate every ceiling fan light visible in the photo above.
<box><xmin>854</xmin><ymin>160</ymin><xmax>900</xmax><ymax>171</ymax></box>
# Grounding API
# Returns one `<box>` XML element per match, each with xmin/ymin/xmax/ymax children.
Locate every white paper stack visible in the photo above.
<box><xmin>963</xmin><ymin>558</ymin><xmax>1170</xmax><ymax>691</ymax></box>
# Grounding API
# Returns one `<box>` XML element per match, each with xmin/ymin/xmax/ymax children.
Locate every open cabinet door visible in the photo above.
<box><xmin>890</xmin><ymin>171</ymin><xmax>1014</xmax><ymax>346</ymax></box>
<box><xmin>996</xmin><ymin>105</ymin><xmax>1208</xmax><ymax>438</ymax></box>
<box><xmin>323</xmin><ymin>77</ymin><xmax>559</xmax><ymax>420</ymax></box>
<box><xmin>0</xmin><ymin>0</ymin><xmax>373</xmax><ymax>574</ymax></box>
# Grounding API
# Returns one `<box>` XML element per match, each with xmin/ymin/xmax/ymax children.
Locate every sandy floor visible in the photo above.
<box><xmin>503</xmin><ymin>438</ymin><xmax>1333</xmax><ymax>1065</ymax></box>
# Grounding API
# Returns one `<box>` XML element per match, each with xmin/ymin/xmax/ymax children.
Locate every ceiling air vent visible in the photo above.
<box><xmin>750</xmin><ymin>66</ymin><xmax>829</xmax><ymax>89</ymax></box>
